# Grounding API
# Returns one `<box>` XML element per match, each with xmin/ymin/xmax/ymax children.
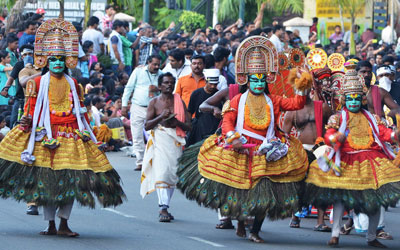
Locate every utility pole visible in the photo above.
<box><xmin>206</xmin><ymin>0</ymin><xmax>212</xmax><ymax>27</ymax></box>
<box><xmin>143</xmin><ymin>0</ymin><xmax>150</xmax><ymax>23</ymax></box>
<box><xmin>239</xmin><ymin>0</ymin><xmax>245</xmax><ymax>21</ymax></box>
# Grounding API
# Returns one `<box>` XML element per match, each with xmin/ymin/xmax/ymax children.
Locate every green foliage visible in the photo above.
<box><xmin>218</xmin><ymin>0</ymin><xmax>303</xmax><ymax>23</ymax></box>
<box><xmin>179</xmin><ymin>10</ymin><xmax>206</xmax><ymax>33</ymax></box>
<box><xmin>0</xmin><ymin>0</ymin><xmax>16</xmax><ymax>10</ymax></box>
<box><xmin>97</xmin><ymin>53</ymin><xmax>113</xmax><ymax>68</ymax></box>
<box><xmin>154</xmin><ymin>7</ymin><xmax>182</xmax><ymax>30</ymax></box>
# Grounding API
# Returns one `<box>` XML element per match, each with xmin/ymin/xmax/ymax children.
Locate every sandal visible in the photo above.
<box><xmin>289</xmin><ymin>218</ymin><xmax>300</xmax><ymax>228</ymax></box>
<box><xmin>159</xmin><ymin>213</ymin><xmax>171</xmax><ymax>222</ymax></box>
<box><xmin>340</xmin><ymin>224</ymin><xmax>352</xmax><ymax>235</ymax></box>
<box><xmin>248</xmin><ymin>233</ymin><xmax>264</xmax><ymax>243</ymax></box>
<box><xmin>314</xmin><ymin>224</ymin><xmax>331</xmax><ymax>232</ymax></box>
<box><xmin>168</xmin><ymin>213</ymin><xmax>174</xmax><ymax>220</ymax></box>
<box><xmin>377</xmin><ymin>230</ymin><xmax>393</xmax><ymax>240</ymax></box>
<box><xmin>216</xmin><ymin>220</ymin><xmax>234</xmax><ymax>229</ymax></box>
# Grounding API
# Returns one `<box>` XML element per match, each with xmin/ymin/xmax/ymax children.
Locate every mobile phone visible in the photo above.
<box><xmin>372</xmin><ymin>39</ymin><xmax>378</xmax><ymax>43</ymax></box>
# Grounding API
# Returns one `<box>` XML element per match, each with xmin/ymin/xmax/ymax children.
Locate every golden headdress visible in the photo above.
<box><xmin>235</xmin><ymin>36</ymin><xmax>278</xmax><ymax>85</ymax></box>
<box><xmin>34</xmin><ymin>19</ymin><xmax>79</xmax><ymax>69</ymax></box>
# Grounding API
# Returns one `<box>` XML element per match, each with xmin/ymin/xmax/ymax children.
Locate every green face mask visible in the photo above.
<box><xmin>48</xmin><ymin>56</ymin><xmax>66</xmax><ymax>74</ymax></box>
<box><xmin>345</xmin><ymin>94</ymin><xmax>362</xmax><ymax>113</ymax></box>
<box><xmin>249</xmin><ymin>74</ymin><xmax>266</xmax><ymax>95</ymax></box>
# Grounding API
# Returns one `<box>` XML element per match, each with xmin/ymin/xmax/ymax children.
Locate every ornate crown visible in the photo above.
<box><xmin>34</xmin><ymin>19</ymin><xmax>79</xmax><ymax>69</ymax></box>
<box><xmin>235</xmin><ymin>36</ymin><xmax>278</xmax><ymax>85</ymax></box>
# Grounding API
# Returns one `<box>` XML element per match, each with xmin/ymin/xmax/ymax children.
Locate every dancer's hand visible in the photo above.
<box><xmin>231</xmin><ymin>139</ymin><xmax>243</xmax><ymax>149</ymax></box>
<box><xmin>20</xmin><ymin>115</ymin><xmax>32</xmax><ymax>127</ymax></box>
<box><xmin>336</xmin><ymin>133</ymin><xmax>346</xmax><ymax>143</ymax></box>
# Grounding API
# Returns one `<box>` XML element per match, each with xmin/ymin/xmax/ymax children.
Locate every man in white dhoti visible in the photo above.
<box><xmin>140</xmin><ymin>72</ymin><xmax>191</xmax><ymax>222</ymax></box>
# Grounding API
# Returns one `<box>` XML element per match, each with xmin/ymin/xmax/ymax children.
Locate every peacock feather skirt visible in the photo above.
<box><xmin>304</xmin><ymin>149</ymin><xmax>400</xmax><ymax>215</ymax></box>
<box><xmin>177</xmin><ymin>134</ymin><xmax>308</xmax><ymax>220</ymax></box>
<box><xmin>0</xmin><ymin>125</ymin><xmax>125</xmax><ymax>208</ymax></box>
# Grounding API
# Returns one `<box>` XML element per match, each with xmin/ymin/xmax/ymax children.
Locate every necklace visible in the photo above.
<box><xmin>244</xmin><ymin>93</ymin><xmax>271</xmax><ymax>130</ymax></box>
<box><xmin>347</xmin><ymin>112</ymin><xmax>374</xmax><ymax>150</ymax></box>
<box><xmin>48</xmin><ymin>76</ymin><xmax>73</xmax><ymax>117</ymax></box>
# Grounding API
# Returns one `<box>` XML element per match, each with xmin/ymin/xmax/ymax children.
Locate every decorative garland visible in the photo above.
<box><xmin>244</xmin><ymin>103</ymin><xmax>271</xmax><ymax>130</ymax></box>
<box><xmin>347</xmin><ymin>126</ymin><xmax>374</xmax><ymax>150</ymax></box>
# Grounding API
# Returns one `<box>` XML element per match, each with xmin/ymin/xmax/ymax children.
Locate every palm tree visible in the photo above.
<box><xmin>330</xmin><ymin>0</ymin><xmax>372</xmax><ymax>55</ymax></box>
<box><xmin>218</xmin><ymin>0</ymin><xmax>303</xmax><ymax>23</ymax></box>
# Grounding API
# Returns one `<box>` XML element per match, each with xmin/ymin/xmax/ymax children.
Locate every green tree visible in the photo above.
<box><xmin>218</xmin><ymin>0</ymin><xmax>303</xmax><ymax>24</ymax></box>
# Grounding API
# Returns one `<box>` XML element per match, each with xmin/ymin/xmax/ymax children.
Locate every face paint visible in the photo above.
<box><xmin>345</xmin><ymin>93</ymin><xmax>362</xmax><ymax>113</ymax></box>
<box><xmin>248</xmin><ymin>74</ymin><xmax>266</xmax><ymax>95</ymax></box>
<box><xmin>48</xmin><ymin>56</ymin><xmax>66</xmax><ymax>74</ymax></box>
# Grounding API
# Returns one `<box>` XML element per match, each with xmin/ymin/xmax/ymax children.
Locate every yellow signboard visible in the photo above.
<box><xmin>316</xmin><ymin>0</ymin><xmax>365</xmax><ymax>18</ymax></box>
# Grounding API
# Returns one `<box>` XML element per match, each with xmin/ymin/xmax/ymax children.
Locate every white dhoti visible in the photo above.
<box><xmin>140</xmin><ymin>125</ymin><xmax>186</xmax><ymax>209</ymax></box>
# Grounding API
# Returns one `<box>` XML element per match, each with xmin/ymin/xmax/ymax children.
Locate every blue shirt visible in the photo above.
<box><xmin>19</xmin><ymin>33</ymin><xmax>35</xmax><ymax>47</ymax></box>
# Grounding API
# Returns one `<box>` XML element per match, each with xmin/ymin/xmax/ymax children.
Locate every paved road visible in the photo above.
<box><xmin>0</xmin><ymin>152</ymin><xmax>400</xmax><ymax>250</ymax></box>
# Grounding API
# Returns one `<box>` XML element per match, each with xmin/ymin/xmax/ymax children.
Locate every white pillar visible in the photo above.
<box><xmin>213</xmin><ymin>0</ymin><xmax>219</xmax><ymax>28</ymax></box>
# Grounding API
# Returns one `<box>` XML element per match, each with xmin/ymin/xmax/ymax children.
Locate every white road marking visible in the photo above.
<box><xmin>187</xmin><ymin>236</ymin><xmax>225</xmax><ymax>247</ymax></box>
<box><xmin>101</xmin><ymin>208</ymin><xmax>136</xmax><ymax>218</ymax></box>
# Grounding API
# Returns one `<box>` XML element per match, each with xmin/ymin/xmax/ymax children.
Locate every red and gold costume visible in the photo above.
<box><xmin>0</xmin><ymin>19</ymin><xmax>124</xmax><ymax>209</ymax></box>
<box><xmin>177</xmin><ymin>36</ymin><xmax>311</xmax><ymax>220</ymax></box>
<box><xmin>304</xmin><ymin>65</ymin><xmax>400</xmax><ymax>215</ymax></box>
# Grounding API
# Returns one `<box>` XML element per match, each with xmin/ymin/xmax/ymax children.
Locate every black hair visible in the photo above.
<box><xmin>6</xmin><ymin>34</ymin><xmax>18</xmax><ymax>44</ymax></box>
<box><xmin>90</xmin><ymin>77</ymin><xmax>101</xmax><ymax>86</ymax></box>
<box><xmin>177</xmin><ymin>37</ymin><xmax>187</xmax><ymax>45</ymax></box>
<box><xmin>194</xmin><ymin>40</ymin><xmax>204</xmax><ymax>47</ymax></box>
<box><xmin>204</xmin><ymin>54</ymin><xmax>215</xmax><ymax>69</ymax></box>
<box><xmin>356</xmin><ymin>60</ymin><xmax>372</xmax><ymax>71</ymax></box>
<box><xmin>273</xmin><ymin>25</ymin><xmax>283</xmax><ymax>33</ymax></box>
<box><xmin>158</xmin><ymin>72</ymin><xmax>175</xmax><ymax>86</ymax></box>
<box><xmin>312</xmin><ymin>17</ymin><xmax>318</xmax><ymax>23</ymax></box>
<box><xmin>214</xmin><ymin>47</ymin><xmax>230</xmax><ymax>62</ymax></box>
<box><xmin>262</xmin><ymin>27</ymin><xmax>272</xmax><ymax>34</ymax></box>
<box><xmin>249</xmin><ymin>28</ymin><xmax>262</xmax><ymax>36</ymax></box>
<box><xmin>0</xmin><ymin>114</ymin><xmax>4</xmax><ymax>123</ymax></box>
<box><xmin>112</xmin><ymin>20</ymin><xmax>124</xmax><ymax>30</ymax></box>
<box><xmin>92</xmin><ymin>95</ymin><xmax>103</xmax><ymax>106</ymax></box>
<box><xmin>147</xmin><ymin>54</ymin><xmax>162</xmax><ymax>64</ymax></box>
<box><xmin>105</xmin><ymin>4</ymin><xmax>114</xmax><ymax>10</ymax></box>
<box><xmin>83</xmin><ymin>97</ymin><xmax>92</xmax><ymax>107</ymax></box>
<box><xmin>184</xmin><ymin>48</ymin><xmax>194</xmax><ymax>56</ymax></box>
<box><xmin>191</xmin><ymin>54</ymin><xmax>205</xmax><ymax>63</ymax></box>
<box><xmin>382</xmin><ymin>55</ymin><xmax>395</xmax><ymax>65</ymax></box>
<box><xmin>231</xmin><ymin>45</ymin><xmax>238</xmax><ymax>58</ymax></box>
<box><xmin>168</xmin><ymin>49</ymin><xmax>185</xmax><ymax>63</ymax></box>
<box><xmin>30</xmin><ymin>13</ymin><xmax>43</xmax><ymax>22</ymax></box>
<box><xmin>0</xmin><ymin>50</ymin><xmax>8</xmax><ymax>61</ymax></box>
<box><xmin>82</xmin><ymin>40</ymin><xmax>94</xmax><ymax>53</ymax></box>
<box><xmin>88</xmin><ymin>88</ymin><xmax>102</xmax><ymax>96</ymax></box>
<box><xmin>118</xmin><ymin>72</ymin><xmax>128</xmax><ymax>81</ymax></box>
<box><xmin>87</xmin><ymin>16</ymin><xmax>100</xmax><ymax>27</ymax></box>
<box><xmin>24</xmin><ymin>21</ymin><xmax>37</xmax><ymax>30</ymax></box>
<box><xmin>111</xmin><ymin>95</ymin><xmax>121</xmax><ymax>102</ymax></box>
<box><xmin>218</xmin><ymin>38</ymin><xmax>230</xmax><ymax>47</ymax></box>
<box><xmin>209</xmin><ymin>29</ymin><xmax>218</xmax><ymax>36</ymax></box>
<box><xmin>159</xmin><ymin>40</ymin><xmax>168</xmax><ymax>47</ymax></box>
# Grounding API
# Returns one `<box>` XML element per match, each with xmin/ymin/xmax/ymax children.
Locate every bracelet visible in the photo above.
<box><xmin>225</xmin><ymin>131</ymin><xmax>240</xmax><ymax>144</ymax></box>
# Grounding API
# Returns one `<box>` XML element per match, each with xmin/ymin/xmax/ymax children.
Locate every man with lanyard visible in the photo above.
<box><xmin>121</xmin><ymin>55</ymin><xmax>163</xmax><ymax>171</ymax></box>
<box><xmin>163</xmin><ymin>49</ymin><xmax>191</xmax><ymax>80</ymax></box>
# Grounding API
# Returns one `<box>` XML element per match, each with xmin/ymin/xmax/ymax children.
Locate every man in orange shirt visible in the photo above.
<box><xmin>174</xmin><ymin>55</ymin><xmax>206</xmax><ymax>106</ymax></box>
